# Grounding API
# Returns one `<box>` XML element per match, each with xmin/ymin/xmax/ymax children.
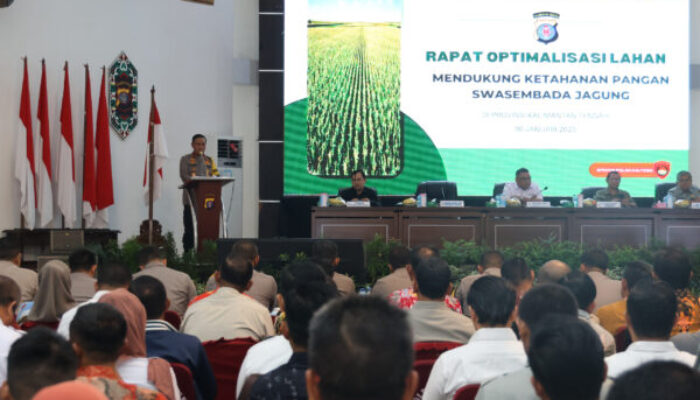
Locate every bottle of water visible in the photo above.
<box><xmin>496</xmin><ymin>194</ymin><xmax>505</xmax><ymax>208</ymax></box>
<box><xmin>572</xmin><ymin>195</ymin><xmax>578</xmax><ymax>208</ymax></box>
<box><xmin>664</xmin><ymin>194</ymin><xmax>674</xmax><ymax>209</ymax></box>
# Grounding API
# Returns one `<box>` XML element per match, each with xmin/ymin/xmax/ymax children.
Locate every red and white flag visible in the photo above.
<box><xmin>36</xmin><ymin>60</ymin><xmax>53</xmax><ymax>227</ymax></box>
<box><xmin>14</xmin><ymin>58</ymin><xmax>36</xmax><ymax>229</ymax></box>
<box><xmin>93</xmin><ymin>67</ymin><xmax>114</xmax><ymax>228</ymax></box>
<box><xmin>58</xmin><ymin>62</ymin><xmax>77</xmax><ymax>227</ymax></box>
<box><xmin>82</xmin><ymin>65</ymin><xmax>96</xmax><ymax>226</ymax></box>
<box><xmin>143</xmin><ymin>93</ymin><xmax>169</xmax><ymax>203</ymax></box>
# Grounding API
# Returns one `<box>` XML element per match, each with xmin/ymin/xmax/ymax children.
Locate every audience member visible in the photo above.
<box><xmin>25</xmin><ymin>260</ymin><xmax>74</xmax><ymax>328</ymax></box>
<box><xmin>312</xmin><ymin>240</ymin><xmax>355</xmax><ymax>296</ymax></box>
<box><xmin>1</xmin><ymin>327</ymin><xmax>78</xmax><ymax>400</ymax></box>
<box><xmin>559</xmin><ymin>270</ymin><xmax>616</xmax><ymax>356</ymax></box>
<box><xmin>182</xmin><ymin>256</ymin><xmax>274</xmax><ymax>342</ymax></box>
<box><xmin>32</xmin><ymin>381</ymin><xmax>108</xmax><ymax>400</ymax></box>
<box><xmin>133</xmin><ymin>246</ymin><xmax>196</xmax><ymax>316</ymax></box>
<box><xmin>536</xmin><ymin>259</ymin><xmax>570</xmax><ymax>285</ymax></box>
<box><xmin>668</xmin><ymin>170</ymin><xmax>700</xmax><ymax>203</ymax></box>
<box><xmin>671</xmin><ymin>330</ymin><xmax>700</xmax><ymax>354</ymax></box>
<box><xmin>0</xmin><ymin>239</ymin><xmax>36</xmax><ymax>303</ymax></box>
<box><xmin>579</xmin><ymin>249</ymin><xmax>622</xmax><ymax>310</ymax></box>
<box><xmin>131</xmin><ymin>276</ymin><xmax>217</xmax><ymax>400</ymax></box>
<box><xmin>501</xmin><ymin>257</ymin><xmax>534</xmax><ymax>300</ymax></box>
<box><xmin>306</xmin><ymin>296</ymin><xmax>418</xmax><ymax>400</ymax></box>
<box><xmin>455</xmin><ymin>251</ymin><xmax>504</xmax><ymax>313</ymax></box>
<box><xmin>605</xmin><ymin>280</ymin><xmax>696</xmax><ymax>379</ymax></box>
<box><xmin>423</xmin><ymin>276</ymin><xmax>524</xmax><ymax>400</ymax></box>
<box><xmin>528</xmin><ymin>314</ymin><xmax>606</xmax><ymax>400</ymax></box>
<box><xmin>607</xmin><ymin>361</ymin><xmax>700</xmax><ymax>400</ymax></box>
<box><xmin>596</xmin><ymin>261</ymin><xmax>653</xmax><ymax>335</ymax></box>
<box><xmin>68</xmin><ymin>249</ymin><xmax>98</xmax><ymax>303</ymax></box>
<box><xmin>653</xmin><ymin>247</ymin><xmax>700</xmax><ymax>334</ymax></box>
<box><xmin>408</xmin><ymin>257</ymin><xmax>474</xmax><ymax>344</ymax></box>
<box><xmin>0</xmin><ymin>278</ymin><xmax>22</xmax><ymax>385</ymax></box>
<box><xmin>70</xmin><ymin>303</ymin><xmax>166</xmax><ymax>400</ymax></box>
<box><xmin>371</xmin><ymin>245</ymin><xmax>412</xmax><ymax>298</ymax></box>
<box><xmin>247</xmin><ymin>261</ymin><xmax>338</xmax><ymax>400</ymax></box>
<box><xmin>57</xmin><ymin>262</ymin><xmax>132</xmax><ymax>339</ymax></box>
<box><xmin>476</xmin><ymin>284</ymin><xmax>579</xmax><ymax>400</ymax></box>
<box><xmin>98</xmin><ymin>289</ymin><xmax>178</xmax><ymax>399</ymax></box>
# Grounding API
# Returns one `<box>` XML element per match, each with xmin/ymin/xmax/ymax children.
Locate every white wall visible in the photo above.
<box><xmin>0</xmin><ymin>0</ymin><xmax>236</xmax><ymax>252</ymax></box>
<box><xmin>691</xmin><ymin>0</ymin><xmax>700</xmax><ymax>177</ymax></box>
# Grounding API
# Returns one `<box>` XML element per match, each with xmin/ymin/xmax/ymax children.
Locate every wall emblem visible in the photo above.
<box><xmin>109</xmin><ymin>52</ymin><xmax>138</xmax><ymax>139</ymax></box>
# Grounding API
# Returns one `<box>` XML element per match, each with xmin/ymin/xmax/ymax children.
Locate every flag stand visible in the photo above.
<box><xmin>138</xmin><ymin>86</ymin><xmax>164</xmax><ymax>246</ymax></box>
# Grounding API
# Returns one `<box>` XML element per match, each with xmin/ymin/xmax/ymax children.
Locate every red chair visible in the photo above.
<box><xmin>614</xmin><ymin>326</ymin><xmax>631</xmax><ymax>352</ymax></box>
<box><xmin>164</xmin><ymin>310</ymin><xmax>182</xmax><ymax>330</ymax></box>
<box><xmin>20</xmin><ymin>321</ymin><xmax>59</xmax><ymax>331</ymax></box>
<box><xmin>170</xmin><ymin>362</ymin><xmax>197</xmax><ymax>400</ymax></box>
<box><xmin>453</xmin><ymin>384</ymin><xmax>481</xmax><ymax>400</ymax></box>
<box><xmin>203</xmin><ymin>337</ymin><xmax>257</xmax><ymax>400</ymax></box>
<box><xmin>413</xmin><ymin>358</ymin><xmax>438</xmax><ymax>399</ymax></box>
<box><xmin>414</xmin><ymin>341</ymin><xmax>462</xmax><ymax>361</ymax></box>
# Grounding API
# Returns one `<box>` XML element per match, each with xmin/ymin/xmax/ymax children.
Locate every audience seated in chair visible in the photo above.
<box><xmin>536</xmin><ymin>260</ymin><xmax>570</xmax><ymax>285</ymax></box>
<box><xmin>24</xmin><ymin>260</ymin><xmax>74</xmax><ymax>330</ymax></box>
<box><xmin>501</xmin><ymin>257</ymin><xmax>534</xmax><ymax>301</ymax></box>
<box><xmin>245</xmin><ymin>260</ymin><xmax>338</xmax><ymax>400</ymax></box>
<box><xmin>1</xmin><ymin>327</ymin><xmax>78</xmax><ymax>400</ymax></box>
<box><xmin>652</xmin><ymin>247</ymin><xmax>700</xmax><ymax>334</ymax></box>
<box><xmin>70</xmin><ymin>303</ymin><xmax>166</xmax><ymax>400</ymax></box>
<box><xmin>475</xmin><ymin>284</ymin><xmax>579</xmax><ymax>400</ymax></box>
<box><xmin>370</xmin><ymin>245</ymin><xmax>412</xmax><ymax>299</ymax></box>
<box><xmin>131</xmin><ymin>276</ymin><xmax>217</xmax><ymax>400</ymax></box>
<box><xmin>580</xmin><ymin>249</ymin><xmax>622</xmax><ymax>310</ymax></box>
<box><xmin>182</xmin><ymin>256</ymin><xmax>274</xmax><ymax>342</ymax></box>
<box><xmin>528</xmin><ymin>314</ymin><xmax>607</xmax><ymax>400</ymax></box>
<box><xmin>408</xmin><ymin>256</ymin><xmax>474</xmax><ymax>344</ymax></box>
<box><xmin>306</xmin><ymin>296</ymin><xmax>418</xmax><ymax>400</ymax></box>
<box><xmin>203</xmin><ymin>336</ymin><xmax>257</xmax><ymax>400</ymax></box>
<box><xmin>423</xmin><ymin>276</ymin><xmax>526</xmax><ymax>400</ymax></box>
<box><xmin>312</xmin><ymin>240</ymin><xmax>355</xmax><ymax>296</ymax></box>
<box><xmin>607</xmin><ymin>361</ymin><xmax>700</xmax><ymax>400</ymax></box>
<box><xmin>58</xmin><ymin>262</ymin><xmax>133</xmax><ymax>339</ymax></box>
<box><xmin>596</xmin><ymin>261</ymin><xmax>653</xmax><ymax>335</ymax></box>
<box><xmin>0</xmin><ymin>278</ymin><xmax>23</xmax><ymax>386</ymax></box>
<box><xmin>559</xmin><ymin>270</ymin><xmax>616</xmax><ymax>356</ymax></box>
<box><xmin>456</xmin><ymin>251</ymin><xmax>503</xmax><ymax>315</ymax></box>
<box><xmin>133</xmin><ymin>246</ymin><xmax>196</xmax><ymax>317</ymax></box>
<box><xmin>0</xmin><ymin>238</ymin><xmax>36</xmax><ymax>303</ymax></box>
<box><xmin>605</xmin><ymin>280</ymin><xmax>697</xmax><ymax>379</ymax></box>
<box><xmin>68</xmin><ymin>249</ymin><xmax>98</xmax><ymax>304</ymax></box>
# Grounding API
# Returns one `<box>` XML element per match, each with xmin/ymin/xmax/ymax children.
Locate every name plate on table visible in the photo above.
<box><xmin>439</xmin><ymin>200</ymin><xmax>464</xmax><ymax>208</ymax></box>
<box><xmin>597</xmin><ymin>201</ymin><xmax>621</xmax><ymax>208</ymax></box>
<box><xmin>692</xmin><ymin>203</ymin><xmax>700</xmax><ymax>209</ymax></box>
<box><xmin>525</xmin><ymin>201</ymin><xmax>551</xmax><ymax>208</ymax></box>
<box><xmin>346</xmin><ymin>200</ymin><xmax>371</xmax><ymax>208</ymax></box>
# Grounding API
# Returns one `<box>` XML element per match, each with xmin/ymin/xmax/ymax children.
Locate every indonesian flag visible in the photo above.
<box><xmin>58</xmin><ymin>63</ymin><xmax>77</xmax><ymax>227</ymax></box>
<box><xmin>143</xmin><ymin>95</ymin><xmax>169</xmax><ymax>203</ymax></box>
<box><xmin>93</xmin><ymin>67</ymin><xmax>114</xmax><ymax>228</ymax></box>
<box><xmin>14</xmin><ymin>58</ymin><xmax>36</xmax><ymax>229</ymax></box>
<box><xmin>36</xmin><ymin>60</ymin><xmax>54</xmax><ymax>227</ymax></box>
<box><xmin>82</xmin><ymin>65</ymin><xmax>96</xmax><ymax>226</ymax></box>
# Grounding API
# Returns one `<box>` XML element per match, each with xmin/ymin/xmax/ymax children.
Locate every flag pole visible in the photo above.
<box><xmin>147</xmin><ymin>86</ymin><xmax>156</xmax><ymax>245</ymax></box>
<box><xmin>81</xmin><ymin>64</ymin><xmax>88</xmax><ymax>230</ymax></box>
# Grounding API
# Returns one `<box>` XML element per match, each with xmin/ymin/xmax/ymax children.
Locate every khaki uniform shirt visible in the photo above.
<box><xmin>409</xmin><ymin>301</ymin><xmax>475</xmax><ymax>344</ymax></box>
<box><xmin>181</xmin><ymin>287</ymin><xmax>274</xmax><ymax>342</ymax></box>
<box><xmin>668</xmin><ymin>185</ymin><xmax>700</xmax><ymax>202</ymax></box>
<box><xmin>246</xmin><ymin>270</ymin><xmax>277</xmax><ymax>310</ymax></box>
<box><xmin>371</xmin><ymin>268</ymin><xmax>411</xmax><ymax>299</ymax></box>
<box><xmin>179</xmin><ymin>153</ymin><xmax>218</xmax><ymax>205</ymax></box>
<box><xmin>587</xmin><ymin>271</ymin><xmax>623</xmax><ymax>311</ymax></box>
<box><xmin>0</xmin><ymin>260</ymin><xmax>37</xmax><ymax>302</ymax></box>
<box><xmin>333</xmin><ymin>272</ymin><xmax>355</xmax><ymax>296</ymax></box>
<box><xmin>134</xmin><ymin>262</ymin><xmax>196</xmax><ymax>316</ymax></box>
<box><xmin>70</xmin><ymin>272</ymin><xmax>96</xmax><ymax>303</ymax></box>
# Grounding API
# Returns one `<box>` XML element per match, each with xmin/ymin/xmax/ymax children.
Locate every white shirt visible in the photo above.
<box><xmin>422</xmin><ymin>328</ymin><xmax>527</xmax><ymax>400</ymax></box>
<box><xmin>605</xmin><ymin>341</ymin><xmax>697</xmax><ymax>379</ymax></box>
<box><xmin>117</xmin><ymin>357</ymin><xmax>181</xmax><ymax>399</ymax></box>
<box><xmin>578</xmin><ymin>310</ymin><xmax>616</xmax><ymax>357</ymax></box>
<box><xmin>57</xmin><ymin>290</ymin><xmax>110</xmax><ymax>339</ymax></box>
<box><xmin>235</xmin><ymin>335</ymin><xmax>293</xmax><ymax>397</ymax></box>
<box><xmin>0</xmin><ymin>324</ymin><xmax>23</xmax><ymax>385</ymax></box>
<box><xmin>502</xmin><ymin>182</ymin><xmax>542</xmax><ymax>201</ymax></box>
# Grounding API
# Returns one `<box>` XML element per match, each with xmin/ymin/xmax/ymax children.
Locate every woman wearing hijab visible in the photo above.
<box><xmin>98</xmin><ymin>288</ymin><xmax>179</xmax><ymax>400</ymax></box>
<box><xmin>24</xmin><ymin>260</ymin><xmax>75</xmax><ymax>330</ymax></box>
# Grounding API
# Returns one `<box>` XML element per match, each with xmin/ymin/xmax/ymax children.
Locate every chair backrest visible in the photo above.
<box><xmin>20</xmin><ymin>321</ymin><xmax>59</xmax><ymax>331</ymax></box>
<box><xmin>170</xmin><ymin>362</ymin><xmax>197</xmax><ymax>400</ymax></box>
<box><xmin>163</xmin><ymin>310</ymin><xmax>182</xmax><ymax>330</ymax></box>
<box><xmin>416</xmin><ymin>181</ymin><xmax>458</xmax><ymax>201</ymax></box>
<box><xmin>413</xmin><ymin>358</ymin><xmax>437</xmax><ymax>397</ymax></box>
<box><xmin>203</xmin><ymin>337</ymin><xmax>258</xmax><ymax>400</ymax></box>
<box><xmin>655</xmin><ymin>182</ymin><xmax>676</xmax><ymax>202</ymax></box>
<box><xmin>581</xmin><ymin>186</ymin><xmax>605</xmax><ymax>199</ymax></box>
<box><xmin>454</xmin><ymin>384</ymin><xmax>481</xmax><ymax>400</ymax></box>
<box><xmin>614</xmin><ymin>326</ymin><xmax>632</xmax><ymax>353</ymax></box>
<box><xmin>414</xmin><ymin>341</ymin><xmax>462</xmax><ymax>361</ymax></box>
<box><xmin>493</xmin><ymin>183</ymin><xmax>506</xmax><ymax>197</ymax></box>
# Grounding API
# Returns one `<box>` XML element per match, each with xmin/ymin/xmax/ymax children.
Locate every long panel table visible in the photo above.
<box><xmin>311</xmin><ymin>207</ymin><xmax>700</xmax><ymax>249</ymax></box>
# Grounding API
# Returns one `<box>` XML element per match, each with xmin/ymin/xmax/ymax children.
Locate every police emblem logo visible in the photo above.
<box><xmin>533</xmin><ymin>11</ymin><xmax>560</xmax><ymax>44</ymax></box>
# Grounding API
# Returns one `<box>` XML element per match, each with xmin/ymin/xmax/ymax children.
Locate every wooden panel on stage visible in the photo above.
<box><xmin>400</xmin><ymin>208</ymin><xmax>483</xmax><ymax>248</ymax></box>
<box><xmin>572</xmin><ymin>209</ymin><xmax>654</xmax><ymax>248</ymax></box>
<box><xmin>657</xmin><ymin>209</ymin><xmax>700</xmax><ymax>249</ymax></box>
<box><xmin>485</xmin><ymin>209</ymin><xmax>567</xmax><ymax>249</ymax></box>
<box><xmin>311</xmin><ymin>207</ymin><xmax>398</xmax><ymax>243</ymax></box>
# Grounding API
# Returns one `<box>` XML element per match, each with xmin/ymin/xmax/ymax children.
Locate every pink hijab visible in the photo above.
<box><xmin>99</xmin><ymin>288</ymin><xmax>175</xmax><ymax>400</ymax></box>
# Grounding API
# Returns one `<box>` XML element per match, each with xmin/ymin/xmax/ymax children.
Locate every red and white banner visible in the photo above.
<box><xmin>82</xmin><ymin>65</ymin><xmax>96</xmax><ymax>226</ymax></box>
<box><xmin>93</xmin><ymin>67</ymin><xmax>114</xmax><ymax>228</ymax></box>
<box><xmin>14</xmin><ymin>58</ymin><xmax>36</xmax><ymax>229</ymax></box>
<box><xmin>58</xmin><ymin>63</ymin><xmax>77</xmax><ymax>227</ymax></box>
<box><xmin>36</xmin><ymin>60</ymin><xmax>53</xmax><ymax>227</ymax></box>
<box><xmin>143</xmin><ymin>95</ymin><xmax>169</xmax><ymax>203</ymax></box>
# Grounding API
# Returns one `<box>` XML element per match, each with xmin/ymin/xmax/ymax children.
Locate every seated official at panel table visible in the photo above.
<box><xmin>502</xmin><ymin>168</ymin><xmax>543</xmax><ymax>202</ymax></box>
<box><xmin>337</xmin><ymin>169</ymin><xmax>378</xmax><ymax>205</ymax></box>
<box><xmin>669</xmin><ymin>171</ymin><xmax>700</xmax><ymax>202</ymax></box>
<box><xmin>594</xmin><ymin>171</ymin><xmax>637</xmax><ymax>207</ymax></box>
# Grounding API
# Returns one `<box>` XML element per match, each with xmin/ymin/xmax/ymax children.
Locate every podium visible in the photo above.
<box><xmin>180</xmin><ymin>177</ymin><xmax>235</xmax><ymax>251</ymax></box>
